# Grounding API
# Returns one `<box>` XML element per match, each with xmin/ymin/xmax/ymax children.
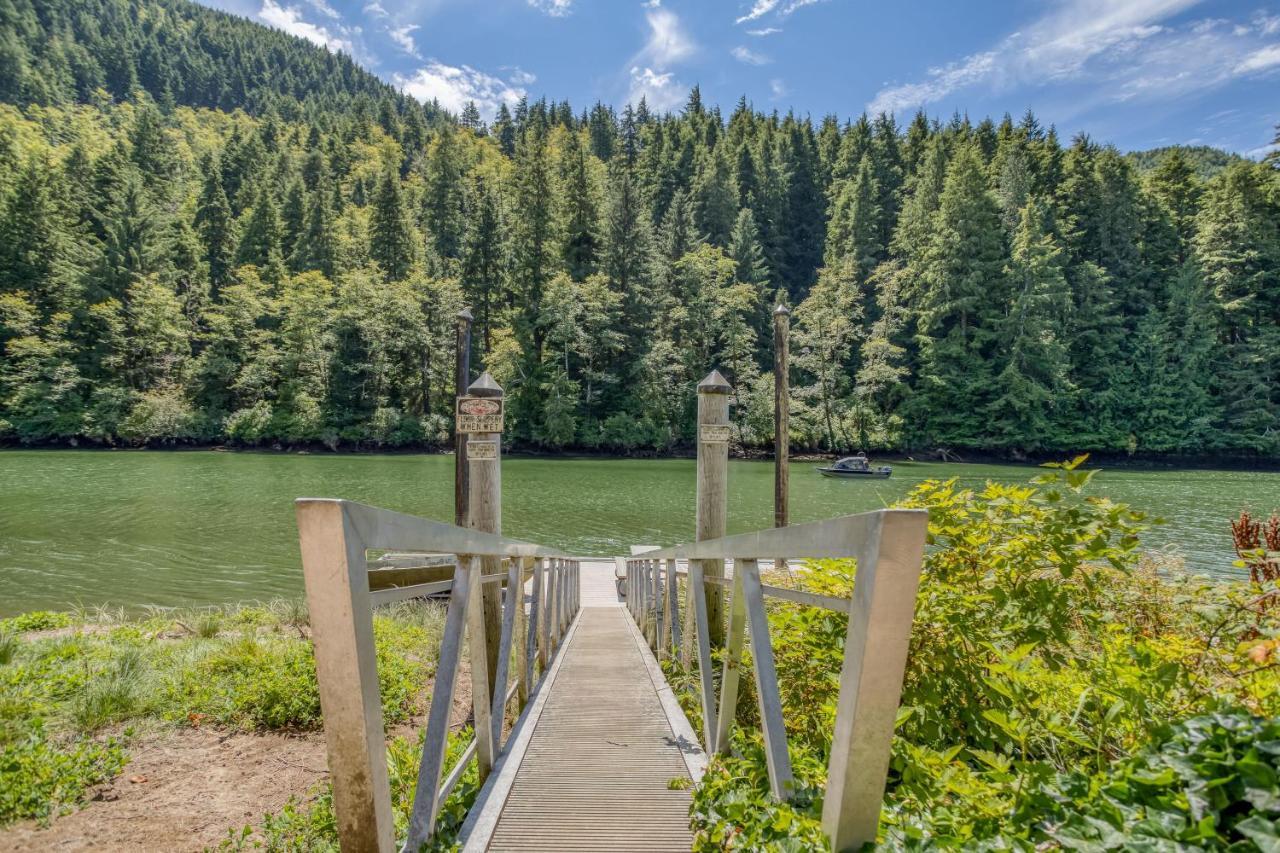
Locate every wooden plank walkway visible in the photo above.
<box><xmin>473</xmin><ymin>561</ymin><xmax>702</xmax><ymax>852</ymax></box>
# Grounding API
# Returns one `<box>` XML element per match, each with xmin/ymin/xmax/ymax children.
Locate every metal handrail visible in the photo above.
<box><xmin>295</xmin><ymin>498</ymin><xmax>581</xmax><ymax>853</ymax></box>
<box><xmin>623</xmin><ymin>508</ymin><xmax>928</xmax><ymax>851</ymax></box>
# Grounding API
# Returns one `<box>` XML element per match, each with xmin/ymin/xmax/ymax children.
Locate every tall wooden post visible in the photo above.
<box><xmin>696</xmin><ymin>369</ymin><xmax>732</xmax><ymax>647</ymax></box>
<box><xmin>454</xmin><ymin>308</ymin><xmax>473</xmax><ymax>527</ymax></box>
<box><xmin>773</xmin><ymin>304</ymin><xmax>790</xmax><ymax>572</ymax></box>
<box><xmin>464</xmin><ymin>371</ymin><xmax>504</xmax><ymax>696</ymax></box>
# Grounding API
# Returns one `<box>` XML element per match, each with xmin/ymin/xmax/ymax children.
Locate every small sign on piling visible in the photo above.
<box><xmin>456</xmin><ymin>396</ymin><xmax>504</xmax><ymax>434</ymax></box>
<box><xmin>699</xmin><ymin>423</ymin><xmax>731</xmax><ymax>443</ymax></box>
<box><xmin>467</xmin><ymin>440</ymin><xmax>498</xmax><ymax>461</ymax></box>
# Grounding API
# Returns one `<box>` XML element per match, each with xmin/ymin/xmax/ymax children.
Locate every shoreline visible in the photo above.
<box><xmin>4</xmin><ymin>440</ymin><xmax>1280</xmax><ymax>473</ymax></box>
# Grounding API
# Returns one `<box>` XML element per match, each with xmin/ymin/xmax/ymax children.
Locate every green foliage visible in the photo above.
<box><xmin>1018</xmin><ymin>712</ymin><xmax>1280</xmax><ymax>849</ymax></box>
<box><xmin>0</xmin><ymin>611</ymin><xmax>72</xmax><ymax>632</ymax></box>
<box><xmin>679</xmin><ymin>463</ymin><xmax>1280</xmax><ymax>849</ymax></box>
<box><xmin>0</xmin><ymin>0</ymin><xmax>1276</xmax><ymax>455</ymax></box>
<box><xmin>0</xmin><ymin>717</ymin><xmax>127</xmax><ymax>825</ymax></box>
<box><xmin>0</xmin><ymin>600</ymin><xmax>446</xmax><ymax>826</ymax></box>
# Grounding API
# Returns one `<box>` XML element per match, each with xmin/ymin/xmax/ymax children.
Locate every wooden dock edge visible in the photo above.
<box><xmin>457</xmin><ymin>611</ymin><xmax>585</xmax><ymax>852</ymax></box>
<box><xmin>621</xmin><ymin>603</ymin><xmax>708</xmax><ymax>782</ymax></box>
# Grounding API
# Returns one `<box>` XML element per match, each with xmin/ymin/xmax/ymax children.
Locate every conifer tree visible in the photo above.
<box><xmin>194</xmin><ymin>156</ymin><xmax>236</xmax><ymax>294</ymax></box>
<box><xmin>369</xmin><ymin>168</ymin><xmax>414</xmax><ymax>282</ymax></box>
<box><xmin>911</xmin><ymin>143</ymin><xmax>1007</xmax><ymax>447</ymax></box>
<box><xmin>423</xmin><ymin>128</ymin><xmax>464</xmax><ymax>262</ymax></box>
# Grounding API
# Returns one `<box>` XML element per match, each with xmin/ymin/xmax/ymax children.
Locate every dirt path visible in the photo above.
<box><xmin>0</xmin><ymin>727</ymin><xmax>329</xmax><ymax>852</ymax></box>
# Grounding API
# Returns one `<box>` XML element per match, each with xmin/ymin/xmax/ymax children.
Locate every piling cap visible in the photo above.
<box><xmin>773</xmin><ymin>304</ymin><xmax>791</xmax><ymax>316</ymax></box>
<box><xmin>467</xmin><ymin>371</ymin><xmax>503</xmax><ymax>397</ymax></box>
<box><xmin>457</xmin><ymin>306</ymin><xmax>474</xmax><ymax>322</ymax></box>
<box><xmin>697</xmin><ymin>369</ymin><xmax>733</xmax><ymax>394</ymax></box>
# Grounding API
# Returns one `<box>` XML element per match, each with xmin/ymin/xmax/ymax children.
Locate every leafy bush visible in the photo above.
<box><xmin>0</xmin><ymin>717</ymin><xmax>127</xmax><ymax>824</ymax></box>
<box><xmin>1021</xmin><ymin>712</ymin><xmax>1280</xmax><ymax>849</ymax></box>
<box><xmin>1</xmin><ymin>610</ymin><xmax>72</xmax><ymax>632</ymax></box>
<box><xmin>681</xmin><ymin>460</ymin><xmax>1280</xmax><ymax>849</ymax></box>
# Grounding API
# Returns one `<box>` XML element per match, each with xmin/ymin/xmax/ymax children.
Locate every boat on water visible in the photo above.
<box><xmin>817</xmin><ymin>453</ymin><xmax>892</xmax><ymax>479</ymax></box>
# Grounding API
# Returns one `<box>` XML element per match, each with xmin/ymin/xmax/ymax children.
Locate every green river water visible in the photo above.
<box><xmin>1</xmin><ymin>449</ymin><xmax>1277</xmax><ymax>616</ymax></box>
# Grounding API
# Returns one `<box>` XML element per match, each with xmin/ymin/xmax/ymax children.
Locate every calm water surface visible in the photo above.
<box><xmin>1</xmin><ymin>450</ymin><xmax>1277</xmax><ymax>615</ymax></box>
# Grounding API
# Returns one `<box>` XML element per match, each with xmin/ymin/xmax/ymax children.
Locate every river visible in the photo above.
<box><xmin>1</xmin><ymin>449</ymin><xmax>1275</xmax><ymax>615</ymax></box>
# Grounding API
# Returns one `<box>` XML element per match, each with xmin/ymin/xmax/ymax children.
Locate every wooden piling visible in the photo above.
<box><xmin>465</xmin><ymin>371</ymin><xmax>504</xmax><ymax>696</ymax></box>
<box><xmin>773</xmin><ymin>304</ymin><xmax>790</xmax><ymax>572</ymax></box>
<box><xmin>454</xmin><ymin>307</ymin><xmax>472</xmax><ymax>527</ymax></box>
<box><xmin>696</xmin><ymin>370</ymin><xmax>732</xmax><ymax>647</ymax></box>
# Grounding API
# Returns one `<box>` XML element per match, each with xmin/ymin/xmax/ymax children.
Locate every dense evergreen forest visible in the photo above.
<box><xmin>1</xmin><ymin>0</ymin><xmax>1278</xmax><ymax>456</ymax></box>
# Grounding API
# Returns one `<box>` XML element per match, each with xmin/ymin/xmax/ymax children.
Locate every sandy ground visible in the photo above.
<box><xmin>0</xmin><ymin>727</ymin><xmax>329</xmax><ymax>852</ymax></box>
<box><xmin>0</xmin><ymin>667</ymin><xmax>476</xmax><ymax>852</ymax></box>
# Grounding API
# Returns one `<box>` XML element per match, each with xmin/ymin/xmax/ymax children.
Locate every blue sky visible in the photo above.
<box><xmin>200</xmin><ymin>0</ymin><xmax>1280</xmax><ymax>155</ymax></box>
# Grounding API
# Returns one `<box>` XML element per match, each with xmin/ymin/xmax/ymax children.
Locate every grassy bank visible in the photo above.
<box><xmin>668</xmin><ymin>460</ymin><xmax>1280</xmax><ymax>849</ymax></box>
<box><xmin>0</xmin><ymin>598</ymin><xmax>482</xmax><ymax>850</ymax></box>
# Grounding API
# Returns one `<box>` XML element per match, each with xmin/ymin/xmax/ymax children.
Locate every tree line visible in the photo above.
<box><xmin>0</xmin><ymin>0</ymin><xmax>1278</xmax><ymax>456</ymax></box>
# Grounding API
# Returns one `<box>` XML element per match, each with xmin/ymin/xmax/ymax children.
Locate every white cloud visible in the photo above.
<box><xmin>641</xmin><ymin>0</ymin><xmax>661</xmax><ymax>7</ymax></box>
<box><xmin>769</xmin><ymin>78</ymin><xmax>787</xmax><ymax>99</ymax></box>
<box><xmin>735</xmin><ymin>0</ymin><xmax>779</xmax><ymax>24</ymax></box>
<box><xmin>735</xmin><ymin>0</ymin><xmax>824</xmax><ymax>24</ymax></box>
<box><xmin>396</xmin><ymin>61</ymin><xmax>528</xmax><ymax>120</ymax></box>
<box><xmin>747</xmin><ymin>27</ymin><xmax>781</xmax><ymax>36</ymax></box>
<box><xmin>305</xmin><ymin>0</ymin><xmax>340</xmax><ymax>19</ymax></box>
<box><xmin>528</xmin><ymin>0</ymin><xmax>572</xmax><ymax>17</ymax></box>
<box><xmin>1235</xmin><ymin>43</ymin><xmax>1280</xmax><ymax>73</ymax></box>
<box><xmin>505</xmin><ymin>67</ymin><xmax>538</xmax><ymax>85</ymax></box>
<box><xmin>362</xmin><ymin>1</ymin><xmax>387</xmax><ymax>15</ymax></box>
<box><xmin>258</xmin><ymin>0</ymin><xmax>352</xmax><ymax>53</ymax></box>
<box><xmin>627</xmin><ymin>66</ymin><xmax>686</xmax><ymax>112</ymax></box>
<box><xmin>388</xmin><ymin>23</ymin><xmax>419</xmax><ymax>56</ymax></box>
<box><xmin>640</xmin><ymin>8</ymin><xmax>695</xmax><ymax>66</ymax></box>
<box><xmin>731</xmin><ymin>45</ymin><xmax>771</xmax><ymax>65</ymax></box>
<box><xmin>868</xmin><ymin>0</ymin><xmax>1280</xmax><ymax>115</ymax></box>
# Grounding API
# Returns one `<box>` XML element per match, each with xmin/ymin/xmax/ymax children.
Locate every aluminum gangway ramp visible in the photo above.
<box><xmin>460</xmin><ymin>561</ymin><xmax>704</xmax><ymax>852</ymax></box>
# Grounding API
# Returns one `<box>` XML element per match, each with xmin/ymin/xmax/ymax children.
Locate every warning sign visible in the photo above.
<box><xmin>455</xmin><ymin>397</ymin><xmax>504</xmax><ymax>433</ymax></box>
<box><xmin>467</xmin><ymin>440</ymin><xmax>498</xmax><ymax>461</ymax></box>
<box><xmin>699</xmin><ymin>424</ymin><xmax>731</xmax><ymax>443</ymax></box>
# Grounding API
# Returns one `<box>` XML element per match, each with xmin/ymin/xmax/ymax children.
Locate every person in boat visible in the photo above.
<box><xmin>832</xmin><ymin>453</ymin><xmax>871</xmax><ymax>471</ymax></box>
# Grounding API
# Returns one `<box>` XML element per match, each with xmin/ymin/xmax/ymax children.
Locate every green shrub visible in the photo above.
<box><xmin>163</xmin><ymin>615</ymin><xmax>428</xmax><ymax>731</ymax></box>
<box><xmin>1</xmin><ymin>611</ymin><xmax>72</xmax><ymax>633</ymax></box>
<box><xmin>0</xmin><ymin>632</ymin><xmax>16</xmax><ymax>666</ymax></box>
<box><xmin>0</xmin><ymin>718</ymin><xmax>127</xmax><ymax>824</ymax></box>
<box><xmin>682</xmin><ymin>459</ymin><xmax>1280</xmax><ymax>849</ymax></box>
<box><xmin>1020</xmin><ymin>712</ymin><xmax>1280</xmax><ymax>849</ymax></box>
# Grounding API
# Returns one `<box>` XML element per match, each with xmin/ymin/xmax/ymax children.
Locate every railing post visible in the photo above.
<box><xmin>516</xmin><ymin>557</ymin><xmax>531</xmax><ymax>705</ymax></box>
<box><xmin>526</xmin><ymin>558</ymin><xmax>543</xmax><ymax>686</ymax></box>
<box><xmin>465</xmin><ymin>371</ymin><xmax>504</xmax><ymax>697</ymax></box>
<box><xmin>665</xmin><ymin>558</ymin><xmax>680</xmax><ymax>659</ymax></box>
<box><xmin>714</xmin><ymin>558</ymin><xmax>751</xmax><ymax>754</ymax></box>
<box><xmin>402</xmin><ymin>555</ymin><xmax>478</xmax><ymax>852</ymax></box>
<box><xmin>297</xmin><ymin>500</ymin><xmax>394</xmax><ymax>853</ymax></box>
<box><xmin>541</xmin><ymin>558</ymin><xmax>555</xmax><ymax>667</ymax></box>
<box><xmin>466</xmin><ymin>556</ymin><xmax>495</xmax><ymax>782</ymax></box>
<box><xmin>822</xmin><ymin>510</ymin><xmax>928</xmax><ymax>851</ymax></box>
<box><xmin>697</xmin><ymin>370</ymin><xmax>732</xmax><ymax>648</ymax></box>
<box><xmin>773</xmin><ymin>304</ymin><xmax>790</xmax><ymax>573</ymax></box>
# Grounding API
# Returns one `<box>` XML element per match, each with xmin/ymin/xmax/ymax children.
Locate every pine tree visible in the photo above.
<box><xmin>559</xmin><ymin>129</ymin><xmax>599</xmax><ymax>280</ymax></box>
<box><xmin>369</xmin><ymin>168</ymin><xmax>414</xmax><ymax>282</ymax></box>
<box><xmin>292</xmin><ymin>183</ymin><xmax>338</xmax><ymax>280</ymax></box>
<box><xmin>824</xmin><ymin>154</ymin><xmax>881</xmax><ymax>281</ymax></box>
<box><xmin>194</xmin><ymin>155</ymin><xmax>236</xmax><ymax>294</ymax></box>
<box><xmin>461</xmin><ymin>174</ymin><xmax>503</xmax><ymax>352</ymax></box>
<box><xmin>423</xmin><ymin>128</ymin><xmax>464</xmax><ymax>262</ymax></box>
<box><xmin>910</xmin><ymin>143</ymin><xmax>1008</xmax><ymax>448</ymax></box>
<box><xmin>986</xmin><ymin>199</ymin><xmax>1071</xmax><ymax>451</ymax></box>
<box><xmin>236</xmin><ymin>182</ymin><xmax>285</xmax><ymax>285</ymax></box>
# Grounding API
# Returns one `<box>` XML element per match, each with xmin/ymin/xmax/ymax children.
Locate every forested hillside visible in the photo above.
<box><xmin>1</xmin><ymin>0</ymin><xmax>1278</xmax><ymax>456</ymax></box>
